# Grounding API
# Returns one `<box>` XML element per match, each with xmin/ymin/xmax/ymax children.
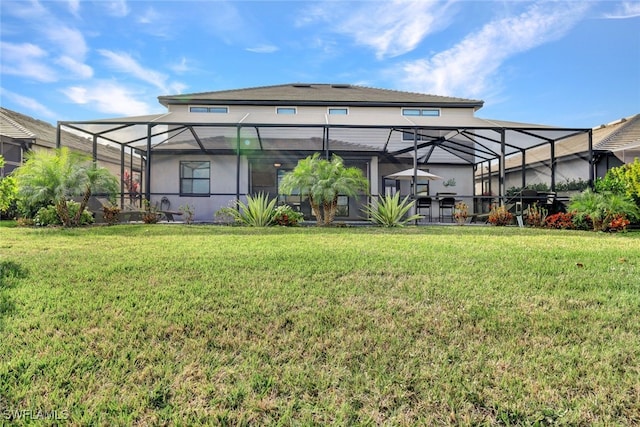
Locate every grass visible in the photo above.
<box><xmin>1</xmin><ymin>224</ymin><xmax>639</xmax><ymax>425</ymax></box>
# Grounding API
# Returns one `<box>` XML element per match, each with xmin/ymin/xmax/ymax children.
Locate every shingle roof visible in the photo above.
<box><xmin>158</xmin><ymin>83</ymin><xmax>484</xmax><ymax>108</ymax></box>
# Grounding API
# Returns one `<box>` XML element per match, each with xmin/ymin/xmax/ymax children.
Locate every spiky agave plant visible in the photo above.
<box><xmin>363</xmin><ymin>193</ymin><xmax>422</xmax><ymax>227</ymax></box>
<box><xmin>235</xmin><ymin>192</ymin><xmax>278</xmax><ymax>227</ymax></box>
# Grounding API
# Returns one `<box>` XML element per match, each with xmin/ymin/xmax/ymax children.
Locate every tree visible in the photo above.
<box><xmin>279</xmin><ymin>153</ymin><xmax>368</xmax><ymax>226</ymax></box>
<box><xmin>14</xmin><ymin>147</ymin><xmax>118</xmax><ymax>226</ymax></box>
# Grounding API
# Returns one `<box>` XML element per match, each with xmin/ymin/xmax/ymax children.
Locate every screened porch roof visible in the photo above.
<box><xmin>59</xmin><ymin>110</ymin><xmax>591</xmax><ymax>166</ymax></box>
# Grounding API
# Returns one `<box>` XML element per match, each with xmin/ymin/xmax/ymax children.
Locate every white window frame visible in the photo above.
<box><xmin>328</xmin><ymin>107</ymin><xmax>349</xmax><ymax>115</ymax></box>
<box><xmin>189</xmin><ymin>106</ymin><xmax>229</xmax><ymax>113</ymax></box>
<box><xmin>401</xmin><ymin>108</ymin><xmax>441</xmax><ymax>117</ymax></box>
<box><xmin>276</xmin><ymin>107</ymin><xmax>297</xmax><ymax>115</ymax></box>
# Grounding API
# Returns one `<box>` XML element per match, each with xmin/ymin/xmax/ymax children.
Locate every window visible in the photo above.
<box><xmin>336</xmin><ymin>196</ymin><xmax>349</xmax><ymax>217</ymax></box>
<box><xmin>189</xmin><ymin>106</ymin><xmax>228</xmax><ymax>113</ymax></box>
<box><xmin>276</xmin><ymin>107</ymin><xmax>297</xmax><ymax>114</ymax></box>
<box><xmin>328</xmin><ymin>108</ymin><xmax>348</xmax><ymax>115</ymax></box>
<box><xmin>402</xmin><ymin>131</ymin><xmax>430</xmax><ymax>141</ymax></box>
<box><xmin>180</xmin><ymin>161</ymin><xmax>210</xmax><ymax>195</ymax></box>
<box><xmin>402</xmin><ymin>108</ymin><xmax>440</xmax><ymax>117</ymax></box>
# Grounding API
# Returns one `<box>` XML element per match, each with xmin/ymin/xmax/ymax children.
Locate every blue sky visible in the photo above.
<box><xmin>1</xmin><ymin>0</ymin><xmax>639</xmax><ymax>128</ymax></box>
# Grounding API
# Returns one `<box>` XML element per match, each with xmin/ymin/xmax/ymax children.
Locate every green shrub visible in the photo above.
<box><xmin>273</xmin><ymin>204</ymin><xmax>304</xmax><ymax>226</ymax></box>
<box><xmin>363</xmin><ymin>193</ymin><xmax>422</xmax><ymax>227</ymax></box>
<box><xmin>569</xmin><ymin>189</ymin><xmax>639</xmax><ymax>231</ymax></box>
<box><xmin>34</xmin><ymin>205</ymin><xmax>61</xmax><ymax>226</ymax></box>
<box><xmin>34</xmin><ymin>201</ymin><xmax>94</xmax><ymax>227</ymax></box>
<box><xmin>215</xmin><ymin>193</ymin><xmax>278</xmax><ymax>227</ymax></box>
<box><xmin>0</xmin><ymin>175</ymin><xmax>18</xmax><ymax>218</ymax></box>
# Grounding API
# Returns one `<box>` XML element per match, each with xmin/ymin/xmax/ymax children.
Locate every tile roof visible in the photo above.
<box><xmin>593</xmin><ymin>114</ymin><xmax>640</xmax><ymax>152</ymax></box>
<box><xmin>0</xmin><ymin>107</ymin><xmax>123</xmax><ymax>163</ymax></box>
<box><xmin>0</xmin><ymin>109</ymin><xmax>36</xmax><ymax>139</ymax></box>
<box><xmin>158</xmin><ymin>83</ymin><xmax>484</xmax><ymax>108</ymax></box>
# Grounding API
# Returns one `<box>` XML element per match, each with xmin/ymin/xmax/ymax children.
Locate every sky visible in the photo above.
<box><xmin>1</xmin><ymin>0</ymin><xmax>639</xmax><ymax>129</ymax></box>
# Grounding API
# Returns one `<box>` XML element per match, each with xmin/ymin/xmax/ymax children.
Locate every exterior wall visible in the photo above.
<box><xmin>150</xmin><ymin>153</ymin><xmax>249</xmax><ymax>221</ymax></box>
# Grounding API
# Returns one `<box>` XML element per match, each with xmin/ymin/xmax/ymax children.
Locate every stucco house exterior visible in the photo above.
<box><xmin>58</xmin><ymin>83</ymin><xmax>593</xmax><ymax>222</ymax></box>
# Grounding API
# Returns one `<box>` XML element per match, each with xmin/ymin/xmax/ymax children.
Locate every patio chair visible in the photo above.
<box><xmin>439</xmin><ymin>197</ymin><xmax>456</xmax><ymax>222</ymax></box>
<box><xmin>416</xmin><ymin>197</ymin><xmax>432</xmax><ymax>222</ymax></box>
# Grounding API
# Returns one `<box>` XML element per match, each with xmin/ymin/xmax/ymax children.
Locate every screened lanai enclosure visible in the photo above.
<box><xmin>58</xmin><ymin>112</ymin><xmax>593</xmax><ymax>222</ymax></box>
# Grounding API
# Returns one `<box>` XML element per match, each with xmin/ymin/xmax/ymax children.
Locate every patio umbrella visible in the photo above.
<box><xmin>385</xmin><ymin>168</ymin><xmax>443</xmax><ymax>181</ymax></box>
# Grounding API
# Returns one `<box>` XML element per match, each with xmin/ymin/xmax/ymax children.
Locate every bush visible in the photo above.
<box><xmin>34</xmin><ymin>201</ymin><xmax>94</xmax><ymax>226</ymax></box>
<box><xmin>215</xmin><ymin>193</ymin><xmax>278</xmax><ymax>227</ymax></box>
<box><xmin>545</xmin><ymin>212</ymin><xmax>577</xmax><ymax>230</ymax></box>
<box><xmin>34</xmin><ymin>205</ymin><xmax>61</xmax><ymax>226</ymax></box>
<box><xmin>363</xmin><ymin>193</ymin><xmax>422</xmax><ymax>227</ymax></box>
<box><xmin>273</xmin><ymin>204</ymin><xmax>304</xmax><ymax>226</ymax></box>
<box><xmin>525</xmin><ymin>203</ymin><xmax>548</xmax><ymax>227</ymax></box>
<box><xmin>102</xmin><ymin>205</ymin><xmax>121</xmax><ymax>225</ymax></box>
<box><xmin>569</xmin><ymin>189</ymin><xmax>639</xmax><ymax>231</ymax></box>
<box><xmin>488</xmin><ymin>205</ymin><xmax>513</xmax><ymax>226</ymax></box>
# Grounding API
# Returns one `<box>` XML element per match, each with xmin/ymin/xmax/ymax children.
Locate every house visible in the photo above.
<box><xmin>57</xmin><ymin>83</ymin><xmax>592</xmax><ymax>222</ymax></box>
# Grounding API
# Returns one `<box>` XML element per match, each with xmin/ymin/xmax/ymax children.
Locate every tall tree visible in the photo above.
<box><xmin>279</xmin><ymin>153</ymin><xmax>368</xmax><ymax>226</ymax></box>
<box><xmin>14</xmin><ymin>147</ymin><xmax>118</xmax><ymax>226</ymax></box>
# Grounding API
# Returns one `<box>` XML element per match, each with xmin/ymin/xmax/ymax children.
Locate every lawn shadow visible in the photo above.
<box><xmin>0</xmin><ymin>260</ymin><xmax>27</xmax><ymax>330</ymax></box>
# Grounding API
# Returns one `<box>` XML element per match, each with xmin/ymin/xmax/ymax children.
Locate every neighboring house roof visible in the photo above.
<box><xmin>593</xmin><ymin>114</ymin><xmax>640</xmax><ymax>152</ymax></box>
<box><xmin>158</xmin><ymin>83</ymin><xmax>485</xmax><ymax>109</ymax></box>
<box><xmin>1</xmin><ymin>109</ymin><xmax>36</xmax><ymax>139</ymax></box>
<box><xmin>0</xmin><ymin>107</ymin><xmax>126</xmax><ymax>165</ymax></box>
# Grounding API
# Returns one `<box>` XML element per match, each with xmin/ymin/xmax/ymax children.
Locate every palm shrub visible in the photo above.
<box><xmin>569</xmin><ymin>189</ymin><xmax>639</xmax><ymax>231</ymax></box>
<box><xmin>14</xmin><ymin>148</ymin><xmax>118</xmax><ymax>227</ymax></box>
<box><xmin>279</xmin><ymin>153</ymin><xmax>368</xmax><ymax>226</ymax></box>
<box><xmin>217</xmin><ymin>193</ymin><xmax>278</xmax><ymax>227</ymax></box>
<box><xmin>363</xmin><ymin>193</ymin><xmax>422</xmax><ymax>227</ymax></box>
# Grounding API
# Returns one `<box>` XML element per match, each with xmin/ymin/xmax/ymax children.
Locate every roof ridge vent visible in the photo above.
<box><xmin>331</xmin><ymin>84</ymin><xmax>351</xmax><ymax>88</ymax></box>
<box><xmin>292</xmin><ymin>84</ymin><xmax>312</xmax><ymax>88</ymax></box>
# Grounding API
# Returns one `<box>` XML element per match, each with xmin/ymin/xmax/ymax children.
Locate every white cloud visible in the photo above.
<box><xmin>43</xmin><ymin>25</ymin><xmax>88</xmax><ymax>59</ymax></box>
<box><xmin>604</xmin><ymin>1</ymin><xmax>640</xmax><ymax>19</ymax></box>
<box><xmin>56</xmin><ymin>56</ymin><xmax>93</xmax><ymax>79</ymax></box>
<box><xmin>0</xmin><ymin>87</ymin><xmax>56</xmax><ymax>118</ymax></box>
<box><xmin>397</xmin><ymin>2</ymin><xmax>590</xmax><ymax>98</ymax></box>
<box><xmin>104</xmin><ymin>0</ymin><xmax>129</xmax><ymax>17</ymax></box>
<box><xmin>62</xmin><ymin>81</ymin><xmax>153</xmax><ymax>116</ymax></box>
<box><xmin>97</xmin><ymin>49</ymin><xmax>184</xmax><ymax>94</ymax></box>
<box><xmin>169</xmin><ymin>57</ymin><xmax>191</xmax><ymax>74</ymax></box>
<box><xmin>0</xmin><ymin>41</ymin><xmax>58</xmax><ymax>82</ymax></box>
<box><xmin>245</xmin><ymin>45</ymin><xmax>279</xmax><ymax>54</ymax></box>
<box><xmin>299</xmin><ymin>0</ymin><xmax>456</xmax><ymax>59</ymax></box>
<box><xmin>67</xmin><ymin>0</ymin><xmax>80</xmax><ymax>18</ymax></box>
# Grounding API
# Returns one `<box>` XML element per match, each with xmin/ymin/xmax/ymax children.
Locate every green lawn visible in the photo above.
<box><xmin>1</xmin><ymin>224</ymin><xmax>639</xmax><ymax>425</ymax></box>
